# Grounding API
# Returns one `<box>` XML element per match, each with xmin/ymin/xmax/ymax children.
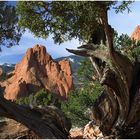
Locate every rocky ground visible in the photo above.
<box><xmin>0</xmin><ymin>118</ymin><xmax>39</xmax><ymax>139</ymax></box>
<box><xmin>0</xmin><ymin>118</ymin><xmax>104</xmax><ymax>139</ymax></box>
<box><xmin>0</xmin><ymin>118</ymin><xmax>79</xmax><ymax>139</ymax></box>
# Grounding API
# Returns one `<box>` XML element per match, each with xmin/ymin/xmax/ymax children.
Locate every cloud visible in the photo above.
<box><xmin>0</xmin><ymin>30</ymin><xmax>81</xmax><ymax>59</ymax></box>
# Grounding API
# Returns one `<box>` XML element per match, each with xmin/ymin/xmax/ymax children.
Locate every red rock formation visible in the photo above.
<box><xmin>69</xmin><ymin>128</ymin><xmax>83</xmax><ymax>139</ymax></box>
<box><xmin>3</xmin><ymin>45</ymin><xmax>73</xmax><ymax>100</ymax></box>
<box><xmin>83</xmin><ymin>121</ymin><xmax>103</xmax><ymax>139</ymax></box>
<box><xmin>69</xmin><ymin>121</ymin><xmax>103</xmax><ymax>139</ymax></box>
<box><xmin>131</xmin><ymin>25</ymin><xmax>140</xmax><ymax>41</ymax></box>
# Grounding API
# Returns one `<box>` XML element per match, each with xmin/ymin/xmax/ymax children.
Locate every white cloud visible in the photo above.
<box><xmin>0</xmin><ymin>30</ymin><xmax>81</xmax><ymax>59</ymax></box>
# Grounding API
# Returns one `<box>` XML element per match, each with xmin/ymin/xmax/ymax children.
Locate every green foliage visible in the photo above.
<box><xmin>16</xmin><ymin>84</ymin><xmax>103</xmax><ymax>127</ymax></box>
<box><xmin>61</xmin><ymin>81</ymin><xmax>103</xmax><ymax>127</ymax></box>
<box><xmin>0</xmin><ymin>72</ymin><xmax>7</xmax><ymax>81</ymax></box>
<box><xmin>77</xmin><ymin>58</ymin><xmax>94</xmax><ymax>83</ymax></box>
<box><xmin>113</xmin><ymin>33</ymin><xmax>140</xmax><ymax>62</ymax></box>
<box><xmin>114</xmin><ymin>33</ymin><xmax>132</xmax><ymax>49</ymax></box>
<box><xmin>60</xmin><ymin>56</ymin><xmax>102</xmax><ymax>127</ymax></box>
<box><xmin>16</xmin><ymin>89</ymin><xmax>54</xmax><ymax>106</ymax></box>
<box><xmin>15</xmin><ymin>1</ymin><xmax>134</xmax><ymax>128</ymax></box>
<box><xmin>16</xmin><ymin>96</ymin><xmax>30</xmax><ymax>105</ymax></box>
<box><xmin>16</xmin><ymin>1</ymin><xmax>133</xmax><ymax>44</ymax></box>
<box><xmin>34</xmin><ymin>89</ymin><xmax>53</xmax><ymax>106</ymax></box>
<box><xmin>131</xmin><ymin>47</ymin><xmax>140</xmax><ymax>62</ymax></box>
<box><xmin>114</xmin><ymin>1</ymin><xmax>133</xmax><ymax>13</ymax></box>
<box><xmin>0</xmin><ymin>2</ymin><xmax>23</xmax><ymax>49</ymax></box>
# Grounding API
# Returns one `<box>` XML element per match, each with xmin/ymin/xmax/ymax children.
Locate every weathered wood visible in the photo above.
<box><xmin>0</xmin><ymin>95</ymin><xmax>71</xmax><ymax>138</ymax></box>
<box><xmin>67</xmin><ymin>43</ymin><xmax>140</xmax><ymax>138</ymax></box>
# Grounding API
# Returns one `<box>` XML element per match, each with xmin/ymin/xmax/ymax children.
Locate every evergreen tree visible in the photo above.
<box><xmin>0</xmin><ymin>2</ymin><xmax>23</xmax><ymax>50</ymax></box>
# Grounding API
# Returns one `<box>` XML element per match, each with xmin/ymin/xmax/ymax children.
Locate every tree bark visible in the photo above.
<box><xmin>67</xmin><ymin>42</ymin><xmax>140</xmax><ymax>138</ymax></box>
<box><xmin>0</xmin><ymin>95</ymin><xmax>71</xmax><ymax>138</ymax></box>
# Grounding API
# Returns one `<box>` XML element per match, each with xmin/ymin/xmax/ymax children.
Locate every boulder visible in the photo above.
<box><xmin>3</xmin><ymin>44</ymin><xmax>73</xmax><ymax>100</ymax></box>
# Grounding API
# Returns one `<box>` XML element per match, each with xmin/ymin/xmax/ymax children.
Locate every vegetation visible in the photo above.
<box><xmin>61</xmin><ymin>81</ymin><xmax>102</xmax><ymax>127</ymax></box>
<box><xmin>114</xmin><ymin>33</ymin><xmax>140</xmax><ymax>61</ymax></box>
<box><xmin>16</xmin><ymin>1</ymin><xmax>132</xmax><ymax>44</ymax></box>
<box><xmin>16</xmin><ymin>81</ymin><xmax>102</xmax><ymax>127</ymax></box>
<box><xmin>0</xmin><ymin>2</ymin><xmax>22</xmax><ymax>50</ymax></box>
<box><xmin>16</xmin><ymin>54</ymin><xmax>102</xmax><ymax>127</ymax></box>
<box><xmin>16</xmin><ymin>89</ymin><xmax>61</xmax><ymax>108</ymax></box>
<box><xmin>0</xmin><ymin>72</ymin><xmax>7</xmax><ymax>81</ymax></box>
<box><xmin>77</xmin><ymin>58</ymin><xmax>94</xmax><ymax>83</ymax></box>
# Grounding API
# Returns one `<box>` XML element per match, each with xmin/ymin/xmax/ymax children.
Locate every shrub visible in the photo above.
<box><xmin>16</xmin><ymin>89</ymin><xmax>61</xmax><ymax>108</ymax></box>
<box><xmin>61</xmin><ymin>81</ymin><xmax>103</xmax><ymax>127</ymax></box>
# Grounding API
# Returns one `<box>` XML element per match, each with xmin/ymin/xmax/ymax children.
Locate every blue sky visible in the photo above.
<box><xmin>0</xmin><ymin>1</ymin><xmax>140</xmax><ymax>64</ymax></box>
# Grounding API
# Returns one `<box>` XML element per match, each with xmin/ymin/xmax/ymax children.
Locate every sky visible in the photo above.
<box><xmin>0</xmin><ymin>1</ymin><xmax>140</xmax><ymax>64</ymax></box>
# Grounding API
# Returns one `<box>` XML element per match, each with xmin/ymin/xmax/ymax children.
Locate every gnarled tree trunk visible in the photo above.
<box><xmin>67</xmin><ymin>43</ymin><xmax>140</xmax><ymax>138</ymax></box>
<box><xmin>66</xmin><ymin>5</ymin><xmax>140</xmax><ymax>138</ymax></box>
<box><xmin>0</xmin><ymin>95</ymin><xmax>71</xmax><ymax>138</ymax></box>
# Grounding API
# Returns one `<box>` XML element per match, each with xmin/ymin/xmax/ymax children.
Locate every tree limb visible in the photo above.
<box><xmin>0</xmin><ymin>96</ymin><xmax>71</xmax><ymax>138</ymax></box>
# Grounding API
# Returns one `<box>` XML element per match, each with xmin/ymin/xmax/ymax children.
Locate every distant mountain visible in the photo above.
<box><xmin>0</xmin><ymin>63</ymin><xmax>15</xmax><ymax>73</ymax></box>
<box><xmin>56</xmin><ymin>55</ymin><xmax>84</xmax><ymax>73</ymax></box>
<box><xmin>56</xmin><ymin>55</ymin><xmax>84</xmax><ymax>85</ymax></box>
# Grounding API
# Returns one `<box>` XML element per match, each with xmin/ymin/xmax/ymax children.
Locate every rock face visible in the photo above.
<box><xmin>131</xmin><ymin>25</ymin><xmax>140</xmax><ymax>41</ymax></box>
<box><xmin>3</xmin><ymin>45</ymin><xmax>73</xmax><ymax>100</ymax></box>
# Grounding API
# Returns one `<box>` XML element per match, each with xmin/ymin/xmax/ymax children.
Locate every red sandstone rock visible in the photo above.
<box><xmin>83</xmin><ymin>121</ymin><xmax>103</xmax><ymax>139</ymax></box>
<box><xmin>131</xmin><ymin>25</ymin><xmax>140</xmax><ymax>41</ymax></box>
<box><xmin>3</xmin><ymin>44</ymin><xmax>73</xmax><ymax>100</ymax></box>
<box><xmin>69</xmin><ymin>128</ymin><xmax>83</xmax><ymax>139</ymax></box>
<box><xmin>69</xmin><ymin>121</ymin><xmax>103</xmax><ymax>139</ymax></box>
